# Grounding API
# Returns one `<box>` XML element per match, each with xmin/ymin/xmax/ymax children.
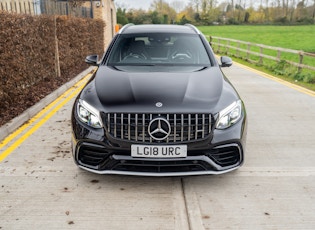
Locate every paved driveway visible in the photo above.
<box><xmin>1</xmin><ymin>63</ymin><xmax>315</xmax><ymax>229</ymax></box>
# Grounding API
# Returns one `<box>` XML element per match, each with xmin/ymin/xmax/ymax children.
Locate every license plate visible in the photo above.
<box><xmin>131</xmin><ymin>145</ymin><xmax>187</xmax><ymax>158</ymax></box>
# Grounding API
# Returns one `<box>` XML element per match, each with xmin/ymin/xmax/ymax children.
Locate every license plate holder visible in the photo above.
<box><xmin>131</xmin><ymin>145</ymin><xmax>187</xmax><ymax>158</ymax></box>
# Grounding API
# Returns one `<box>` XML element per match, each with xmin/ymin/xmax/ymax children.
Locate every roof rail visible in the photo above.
<box><xmin>184</xmin><ymin>24</ymin><xmax>201</xmax><ymax>34</ymax></box>
<box><xmin>118</xmin><ymin>23</ymin><xmax>134</xmax><ymax>34</ymax></box>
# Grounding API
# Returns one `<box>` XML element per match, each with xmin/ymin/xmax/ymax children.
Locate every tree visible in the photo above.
<box><xmin>126</xmin><ymin>9</ymin><xmax>151</xmax><ymax>24</ymax></box>
<box><xmin>150</xmin><ymin>0</ymin><xmax>177</xmax><ymax>23</ymax></box>
<box><xmin>118</xmin><ymin>0</ymin><xmax>314</xmax><ymax>25</ymax></box>
<box><xmin>171</xmin><ymin>1</ymin><xmax>185</xmax><ymax>12</ymax></box>
<box><xmin>190</xmin><ymin>0</ymin><xmax>200</xmax><ymax>13</ymax></box>
<box><xmin>117</xmin><ymin>7</ymin><xmax>129</xmax><ymax>25</ymax></box>
<box><xmin>197</xmin><ymin>0</ymin><xmax>221</xmax><ymax>25</ymax></box>
<box><xmin>244</xmin><ymin>11</ymin><xmax>250</xmax><ymax>22</ymax></box>
<box><xmin>176</xmin><ymin>6</ymin><xmax>195</xmax><ymax>23</ymax></box>
<box><xmin>150</xmin><ymin>11</ymin><xmax>163</xmax><ymax>24</ymax></box>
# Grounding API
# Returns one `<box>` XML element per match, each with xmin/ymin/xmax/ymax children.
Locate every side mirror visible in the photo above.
<box><xmin>220</xmin><ymin>56</ymin><xmax>233</xmax><ymax>67</ymax></box>
<box><xmin>85</xmin><ymin>55</ymin><xmax>99</xmax><ymax>66</ymax></box>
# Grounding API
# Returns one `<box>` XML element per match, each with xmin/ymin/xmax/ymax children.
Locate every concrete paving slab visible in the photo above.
<box><xmin>180</xmin><ymin>63</ymin><xmax>315</xmax><ymax>230</ymax></box>
<box><xmin>183</xmin><ymin>174</ymin><xmax>315</xmax><ymax>230</ymax></box>
<box><xmin>0</xmin><ymin>92</ymin><xmax>189</xmax><ymax>230</ymax></box>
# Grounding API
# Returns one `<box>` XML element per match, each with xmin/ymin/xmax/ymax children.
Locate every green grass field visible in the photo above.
<box><xmin>198</xmin><ymin>25</ymin><xmax>315</xmax><ymax>52</ymax></box>
<box><xmin>197</xmin><ymin>25</ymin><xmax>315</xmax><ymax>88</ymax></box>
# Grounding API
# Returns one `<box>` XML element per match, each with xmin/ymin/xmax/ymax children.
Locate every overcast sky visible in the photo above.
<box><xmin>114</xmin><ymin>0</ymin><xmax>191</xmax><ymax>11</ymax></box>
<box><xmin>114</xmin><ymin>0</ymin><xmax>306</xmax><ymax>11</ymax></box>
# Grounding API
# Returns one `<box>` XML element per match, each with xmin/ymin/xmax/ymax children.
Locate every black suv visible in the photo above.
<box><xmin>71</xmin><ymin>24</ymin><xmax>247</xmax><ymax>176</ymax></box>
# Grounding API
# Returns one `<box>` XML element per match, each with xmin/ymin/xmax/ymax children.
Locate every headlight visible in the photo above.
<box><xmin>77</xmin><ymin>99</ymin><xmax>103</xmax><ymax>128</ymax></box>
<box><xmin>216</xmin><ymin>100</ymin><xmax>243</xmax><ymax>130</ymax></box>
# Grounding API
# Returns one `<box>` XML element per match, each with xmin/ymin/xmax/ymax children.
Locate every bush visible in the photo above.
<box><xmin>273</xmin><ymin>17</ymin><xmax>289</xmax><ymax>24</ymax></box>
<box><xmin>56</xmin><ymin>15</ymin><xmax>105</xmax><ymax>78</ymax></box>
<box><xmin>271</xmin><ymin>60</ymin><xmax>291</xmax><ymax>75</ymax></box>
<box><xmin>296</xmin><ymin>17</ymin><xmax>314</xmax><ymax>25</ymax></box>
<box><xmin>227</xmin><ymin>18</ymin><xmax>240</xmax><ymax>25</ymax></box>
<box><xmin>292</xmin><ymin>72</ymin><xmax>315</xmax><ymax>83</ymax></box>
<box><xmin>0</xmin><ymin>11</ymin><xmax>105</xmax><ymax>125</ymax></box>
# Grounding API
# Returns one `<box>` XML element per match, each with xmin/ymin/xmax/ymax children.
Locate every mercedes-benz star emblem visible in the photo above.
<box><xmin>155</xmin><ymin>102</ymin><xmax>163</xmax><ymax>108</ymax></box>
<box><xmin>148</xmin><ymin>118</ymin><xmax>171</xmax><ymax>141</ymax></box>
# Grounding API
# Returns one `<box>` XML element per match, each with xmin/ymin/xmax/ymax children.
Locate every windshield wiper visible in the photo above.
<box><xmin>109</xmin><ymin>63</ymin><xmax>157</xmax><ymax>66</ymax></box>
<box><xmin>196</xmin><ymin>66</ymin><xmax>208</xmax><ymax>71</ymax></box>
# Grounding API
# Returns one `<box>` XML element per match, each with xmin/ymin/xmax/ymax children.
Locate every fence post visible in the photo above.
<box><xmin>54</xmin><ymin>1</ymin><xmax>61</xmax><ymax>78</ymax></box>
<box><xmin>277</xmin><ymin>50</ymin><xmax>281</xmax><ymax>62</ymax></box>
<box><xmin>218</xmin><ymin>38</ymin><xmax>221</xmax><ymax>53</ymax></box>
<box><xmin>246</xmin><ymin>43</ymin><xmax>251</xmax><ymax>60</ymax></box>
<box><xmin>227</xmin><ymin>40</ymin><xmax>230</xmax><ymax>54</ymax></box>
<box><xmin>259</xmin><ymin>47</ymin><xmax>263</xmax><ymax>65</ymax></box>
<box><xmin>236</xmin><ymin>42</ymin><xmax>240</xmax><ymax>57</ymax></box>
<box><xmin>298</xmin><ymin>52</ymin><xmax>304</xmax><ymax>73</ymax></box>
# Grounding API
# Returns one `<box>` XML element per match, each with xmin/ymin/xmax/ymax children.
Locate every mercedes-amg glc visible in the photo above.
<box><xmin>71</xmin><ymin>24</ymin><xmax>247</xmax><ymax>176</ymax></box>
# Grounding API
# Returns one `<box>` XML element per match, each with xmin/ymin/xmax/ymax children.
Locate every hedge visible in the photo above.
<box><xmin>0</xmin><ymin>11</ymin><xmax>105</xmax><ymax>124</ymax></box>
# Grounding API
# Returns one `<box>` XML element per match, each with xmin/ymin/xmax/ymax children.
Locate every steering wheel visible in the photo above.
<box><xmin>171</xmin><ymin>52</ymin><xmax>192</xmax><ymax>62</ymax></box>
<box><xmin>124</xmin><ymin>53</ymin><xmax>147</xmax><ymax>60</ymax></box>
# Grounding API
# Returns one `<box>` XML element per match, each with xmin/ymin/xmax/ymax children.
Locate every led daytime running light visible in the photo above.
<box><xmin>77</xmin><ymin>99</ymin><xmax>103</xmax><ymax>128</ymax></box>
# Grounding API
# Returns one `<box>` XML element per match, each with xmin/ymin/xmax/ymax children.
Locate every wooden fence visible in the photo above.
<box><xmin>0</xmin><ymin>0</ymin><xmax>37</xmax><ymax>15</ymax></box>
<box><xmin>0</xmin><ymin>0</ymin><xmax>91</xmax><ymax>18</ymax></box>
<box><xmin>209</xmin><ymin>36</ymin><xmax>315</xmax><ymax>73</ymax></box>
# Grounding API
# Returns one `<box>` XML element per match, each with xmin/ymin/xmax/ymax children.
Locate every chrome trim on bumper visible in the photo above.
<box><xmin>78</xmin><ymin>165</ymin><xmax>239</xmax><ymax>176</ymax></box>
<box><xmin>77</xmin><ymin>154</ymin><xmax>240</xmax><ymax>177</ymax></box>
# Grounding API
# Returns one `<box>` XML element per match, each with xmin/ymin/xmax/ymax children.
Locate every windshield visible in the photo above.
<box><xmin>107</xmin><ymin>33</ymin><xmax>212</xmax><ymax>67</ymax></box>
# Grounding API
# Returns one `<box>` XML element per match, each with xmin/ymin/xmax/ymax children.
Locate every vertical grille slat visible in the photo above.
<box><xmin>135</xmin><ymin>114</ymin><xmax>138</xmax><ymax>142</ymax></box>
<box><xmin>166</xmin><ymin>114</ymin><xmax>169</xmax><ymax>143</ymax></box>
<box><xmin>188</xmin><ymin>114</ymin><xmax>191</xmax><ymax>141</ymax></box>
<box><xmin>174</xmin><ymin>114</ymin><xmax>176</xmax><ymax>143</ymax></box>
<box><xmin>149</xmin><ymin>114</ymin><xmax>153</xmax><ymax>143</ymax></box>
<box><xmin>209</xmin><ymin>114</ymin><xmax>212</xmax><ymax>134</ymax></box>
<box><xmin>142</xmin><ymin>114</ymin><xmax>145</xmax><ymax>142</ymax></box>
<box><xmin>107</xmin><ymin>113</ymin><xmax>111</xmax><ymax>134</ymax></box>
<box><xmin>114</xmin><ymin>113</ymin><xmax>117</xmax><ymax>138</ymax></box>
<box><xmin>202</xmin><ymin>114</ymin><xmax>205</xmax><ymax>138</ymax></box>
<box><xmin>121</xmin><ymin>113</ymin><xmax>124</xmax><ymax>139</ymax></box>
<box><xmin>195</xmin><ymin>114</ymin><xmax>198</xmax><ymax>140</ymax></box>
<box><xmin>128</xmin><ymin>114</ymin><xmax>131</xmax><ymax>141</ymax></box>
<box><xmin>181</xmin><ymin>114</ymin><xmax>184</xmax><ymax>142</ymax></box>
<box><xmin>105</xmin><ymin>113</ymin><xmax>212</xmax><ymax>143</ymax></box>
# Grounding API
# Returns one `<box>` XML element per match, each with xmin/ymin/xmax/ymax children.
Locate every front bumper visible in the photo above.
<box><xmin>75</xmin><ymin>143</ymin><xmax>243</xmax><ymax>176</ymax></box>
<box><xmin>71</xmin><ymin>114</ymin><xmax>247</xmax><ymax>176</ymax></box>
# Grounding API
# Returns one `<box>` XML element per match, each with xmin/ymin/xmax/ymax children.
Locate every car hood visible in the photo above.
<box><xmin>84</xmin><ymin>66</ymin><xmax>236</xmax><ymax>114</ymax></box>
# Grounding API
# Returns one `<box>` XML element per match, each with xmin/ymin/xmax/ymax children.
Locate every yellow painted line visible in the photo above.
<box><xmin>234</xmin><ymin>62</ymin><xmax>315</xmax><ymax>97</ymax></box>
<box><xmin>0</xmin><ymin>75</ymin><xmax>90</xmax><ymax>149</ymax></box>
<box><xmin>0</xmin><ymin>73</ymin><xmax>92</xmax><ymax>162</ymax></box>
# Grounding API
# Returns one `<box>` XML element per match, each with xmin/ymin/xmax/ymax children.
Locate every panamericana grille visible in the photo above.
<box><xmin>104</xmin><ymin>113</ymin><xmax>212</xmax><ymax>143</ymax></box>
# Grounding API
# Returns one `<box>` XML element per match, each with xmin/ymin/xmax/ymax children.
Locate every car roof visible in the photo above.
<box><xmin>119</xmin><ymin>24</ymin><xmax>201</xmax><ymax>35</ymax></box>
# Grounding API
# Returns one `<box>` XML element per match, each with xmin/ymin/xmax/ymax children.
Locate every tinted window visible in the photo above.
<box><xmin>107</xmin><ymin>33</ymin><xmax>211</xmax><ymax>66</ymax></box>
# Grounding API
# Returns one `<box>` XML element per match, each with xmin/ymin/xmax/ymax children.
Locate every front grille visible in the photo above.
<box><xmin>104</xmin><ymin>113</ymin><xmax>212</xmax><ymax>143</ymax></box>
